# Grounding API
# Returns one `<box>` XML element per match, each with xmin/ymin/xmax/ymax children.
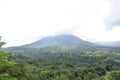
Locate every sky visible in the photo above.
<box><xmin>0</xmin><ymin>0</ymin><xmax>120</xmax><ymax>47</ymax></box>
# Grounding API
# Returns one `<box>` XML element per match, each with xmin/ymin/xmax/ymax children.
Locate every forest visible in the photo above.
<box><xmin>0</xmin><ymin>36</ymin><xmax>120</xmax><ymax>80</ymax></box>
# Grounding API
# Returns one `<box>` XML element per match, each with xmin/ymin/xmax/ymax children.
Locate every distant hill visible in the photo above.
<box><xmin>97</xmin><ymin>41</ymin><xmax>120</xmax><ymax>47</ymax></box>
<box><xmin>3</xmin><ymin>35</ymin><xmax>120</xmax><ymax>54</ymax></box>
<box><xmin>24</xmin><ymin>34</ymin><xmax>95</xmax><ymax>48</ymax></box>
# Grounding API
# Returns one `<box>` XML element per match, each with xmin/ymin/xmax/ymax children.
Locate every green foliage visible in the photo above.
<box><xmin>0</xmin><ymin>50</ymin><xmax>16</xmax><ymax>80</ymax></box>
<box><xmin>84</xmin><ymin>72</ymin><xmax>99</xmax><ymax>80</ymax></box>
<box><xmin>109</xmin><ymin>71</ymin><xmax>120</xmax><ymax>80</ymax></box>
<box><xmin>9</xmin><ymin>62</ymin><xmax>33</xmax><ymax>80</ymax></box>
<box><xmin>0</xmin><ymin>36</ymin><xmax>16</xmax><ymax>80</ymax></box>
<box><xmin>75</xmin><ymin>77</ymin><xmax>82</xmax><ymax>80</ymax></box>
<box><xmin>3</xmin><ymin>48</ymin><xmax>120</xmax><ymax>80</ymax></box>
<box><xmin>53</xmin><ymin>75</ymin><xmax>69</xmax><ymax>80</ymax></box>
<box><xmin>2</xmin><ymin>35</ymin><xmax>120</xmax><ymax>80</ymax></box>
<box><xmin>0</xmin><ymin>36</ymin><xmax>6</xmax><ymax>48</ymax></box>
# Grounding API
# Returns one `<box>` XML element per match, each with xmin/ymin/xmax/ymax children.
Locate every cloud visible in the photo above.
<box><xmin>32</xmin><ymin>0</ymin><xmax>110</xmax><ymax>39</ymax></box>
<box><xmin>95</xmin><ymin>26</ymin><xmax>120</xmax><ymax>42</ymax></box>
<box><xmin>105</xmin><ymin>0</ymin><xmax>120</xmax><ymax>28</ymax></box>
<box><xmin>0</xmin><ymin>0</ymin><xmax>120</xmax><ymax>47</ymax></box>
<box><xmin>93</xmin><ymin>0</ymin><xmax>120</xmax><ymax>42</ymax></box>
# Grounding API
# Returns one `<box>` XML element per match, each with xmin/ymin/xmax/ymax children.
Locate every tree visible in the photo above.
<box><xmin>109</xmin><ymin>71</ymin><xmax>120</xmax><ymax>80</ymax></box>
<box><xmin>0</xmin><ymin>36</ymin><xmax>6</xmax><ymax>48</ymax></box>
<box><xmin>0</xmin><ymin>36</ymin><xmax>17</xmax><ymax>80</ymax></box>
<box><xmin>75</xmin><ymin>77</ymin><xmax>82</xmax><ymax>80</ymax></box>
<box><xmin>84</xmin><ymin>72</ymin><xmax>99</xmax><ymax>80</ymax></box>
<box><xmin>9</xmin><ymin>62</ymin><xmax>33</xmax><ymax>80</ymax></box>
<box><xmin>53</xmin><ymin>74</ymin><xmax>69</xmax><ymax>80</ymax></box>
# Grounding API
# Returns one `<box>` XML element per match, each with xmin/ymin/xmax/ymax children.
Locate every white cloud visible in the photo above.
<box><xmin>0</xmin><ymin>0</ymin><xmax>120</xmax><ymax>47</ymax></box>
<box><xmin>95</xmin><ymin>26</ymin><xmax>120</xmax><ymax>42</ymax></box>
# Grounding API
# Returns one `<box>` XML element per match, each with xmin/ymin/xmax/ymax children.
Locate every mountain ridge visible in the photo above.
<box><xmin>23</xmin><ymin>34</ymin><xmax>95</xmax><ymax>48</ymax></box>
<box><xmin>3</xmin><ymin>34</ymin><xmax>120</xmax><ymax>54</ymax></box>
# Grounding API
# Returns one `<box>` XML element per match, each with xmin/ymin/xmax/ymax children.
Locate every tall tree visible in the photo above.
<box><xmin>0</xmin><ymin>36</ymin><xmax>17</xmax><ymax>80</ymax></box>
<box><xmin>0</xmin><ymin>36</ymin><xmax>6</xmax><ymax>48</ymax></box>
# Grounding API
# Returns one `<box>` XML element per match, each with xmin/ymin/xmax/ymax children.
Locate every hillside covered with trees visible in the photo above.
<box><xmin>1</xmin><ymin>35</ymin><xmax>120</xmax><ymax>80</ymax></box>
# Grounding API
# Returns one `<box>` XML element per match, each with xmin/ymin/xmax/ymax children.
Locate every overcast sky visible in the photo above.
<box><xmin>0</xmin><ymin>0</ymin><xmax>120</xmax><ymax>47</ymax></box>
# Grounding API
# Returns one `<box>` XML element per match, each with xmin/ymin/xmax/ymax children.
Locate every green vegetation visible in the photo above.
<box><xmin>5</xmin><ymin>48</ymin><xmax>120</xmax><ymax>80</ymax></box>
<box><xmin>0</xmin><ymin>36</ymin><xmax>16</xmax><ymax>80</ymax></box>
<box><xmin>1</xmin><ymin>35</ymin><xmax>120</xmax><ymax>80</ymax></box>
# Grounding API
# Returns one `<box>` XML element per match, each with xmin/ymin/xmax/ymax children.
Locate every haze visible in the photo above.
<box><xmin>0</xmin><ymin>0</ymin><xmax>120</xmax><ymax>47</ymax></box>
